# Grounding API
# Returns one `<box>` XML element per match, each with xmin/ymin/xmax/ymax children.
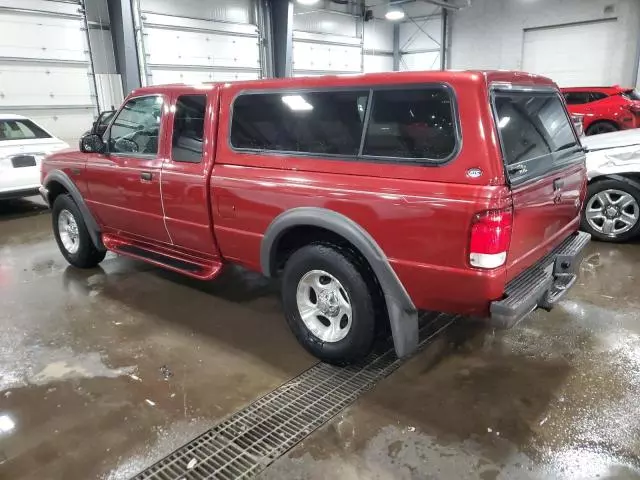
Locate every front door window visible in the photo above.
<box><xmin>108</xmin><ymin>96</ymin><xmax>163</xmax><ymax>155</ymax></box>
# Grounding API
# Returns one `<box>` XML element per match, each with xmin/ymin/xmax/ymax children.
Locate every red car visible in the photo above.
<box><xmin>40</xmin><ymin>71</ymin><xmax>590</xmax><ymax>364</ymax></box>
<box><xmin>562</xmin><ymin>86</ymin><xmax>640</xmax><ymax>135</ymax></box>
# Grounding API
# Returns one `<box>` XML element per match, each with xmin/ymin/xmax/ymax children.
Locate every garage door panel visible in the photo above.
<box><xmin>0</xmin><ymin>2</ymin><xmax>96</xmax><ymax>142</ymax></box>
<box><xmin>1</xmin><ymin>65</ymin><xmax>92</xmax><ymax>108</ymax></box>
<box><xmin>522</xmin><ymin>20</ymin><xmax>619</xmax><ymax>87</ymax></box>
<box><xmin>364</xmin><ymin>54</ymin><xmax>393</xmax><ymax>73</ymax></box>
<box><xmin>293</xmin><ymin>41</ymin><xmax>362</xmax><ymax>74</ymax></box>
<box><xmin>400</xmin><ymin>52</ymin><xmax>440</xmax><ymax>71</ymax></box>
<box><xmin>145</xmin><ymin>28</ymin><xmax>260</xmax><ymax>69</ymax></box>
<box><xmin>10</xmin><ymin>108</ymin><xmax>94</xmax><ymax>144</ymax></box>
<box><xmin>149</xmin><ymin>69</ymin><xmax>259</xmax><ymax>85</ymax></box>
<box><xmin>0</xmin><ymin>14</ymin><xmax>86</xmax><ymax>62</ymax></box>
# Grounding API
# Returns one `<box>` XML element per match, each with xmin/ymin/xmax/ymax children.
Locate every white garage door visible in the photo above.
<box><xmin>292</xmin><ymin>8</ymin><xmax>363</xmax><ymax>77</ymax></box>
<box><xmin>0</xmin><ymin>0</ymin><xmax>96</xmax><ymax>144</ymax></box>
<box><xmin>135</xmin><ymin>0</ymin><xmax>262</xmax><ymax>85</ymax></box>
<box><xmin>522</xmin><ymin>19</ymin><xmax>619</xmax><ymax>87</ymax></box>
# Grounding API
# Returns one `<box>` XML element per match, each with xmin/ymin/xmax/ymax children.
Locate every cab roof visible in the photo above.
<box><xmin>129</xmin><ymin>70</ymin><xmax>557</xmax><ymax>97</ymax></box>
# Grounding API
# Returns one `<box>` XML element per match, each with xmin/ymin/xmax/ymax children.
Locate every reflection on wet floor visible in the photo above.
<box><xmin>1</xmin><ymin>198</ymin><xmax>640</xmax><ymax>479</ymax></box>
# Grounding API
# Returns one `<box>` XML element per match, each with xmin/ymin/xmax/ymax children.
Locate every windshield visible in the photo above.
<box><xmin>0</xmin><ymin>119</ymin><xmax>51</xmax><ymax>141</ymax></box>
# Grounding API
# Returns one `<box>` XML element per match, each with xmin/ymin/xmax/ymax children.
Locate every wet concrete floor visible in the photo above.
<box><xmin>1</xmin><ymin>197</ymin><xmax>640</xmax><ymax>479</ymax></box>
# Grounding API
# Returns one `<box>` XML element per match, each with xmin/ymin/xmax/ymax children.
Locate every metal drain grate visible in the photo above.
<box><xmin>132</xmin><ymin>313</ymin><xmax>457</xmax><ymax>480</ymax></box>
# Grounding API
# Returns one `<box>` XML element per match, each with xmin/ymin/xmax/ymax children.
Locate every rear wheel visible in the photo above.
<box><xmin>52</xmin><ymin>194</ymin><xmax>106</xmax><ymax>268</ymax></box>
<box><xmin>281</xmin><ymin>244</ymin><xmax>377</xmax><ymax>365</ymax></box>
<box><xmin>581</xmin><ymin>179</ymin><xmax>640</xmax><ymax>242</ymax></box>
<box><xmin>585</xmin><ymin>121</ymin><xmax>618</xmax><ymax>136</ymax></box>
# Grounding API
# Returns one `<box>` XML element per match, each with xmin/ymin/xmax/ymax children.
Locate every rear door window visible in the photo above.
<box><xmin>493</xmin><ymin>90</ymin><xmax>580</xmax><ymax>182</ymax></box>
<box><xmin>172</xmin><ymin>94</ymin><xmax>206</xmax><ymax>163</ymax></box>
<box><xmin>563</xmin><ymin>92</ymin><xmax>590</xmax><ymax>105</ymax></box>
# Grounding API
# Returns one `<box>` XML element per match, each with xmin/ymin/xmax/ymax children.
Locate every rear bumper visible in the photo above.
<box><xmin>490</xmin><ymin>231</ymin><xmax>591</xmax><ymax>329</ymax></box>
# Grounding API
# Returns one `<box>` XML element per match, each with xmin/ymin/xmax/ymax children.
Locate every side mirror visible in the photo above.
<box><xmin>80</xmin><ymin>134</ymin><xmax>105</xmax><ymax>154</ymax></box>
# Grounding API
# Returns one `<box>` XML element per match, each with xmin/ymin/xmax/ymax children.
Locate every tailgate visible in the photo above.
<box><xmin>492</xmin><ymin>86</ymin><xmax>586</xmax><ymax>282</ymax></box>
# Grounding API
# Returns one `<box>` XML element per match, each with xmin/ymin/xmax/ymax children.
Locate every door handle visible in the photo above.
<box><xmin>140</xmin><ymin>171</ymin><xmax>153</xmax><ymax>181</ymax></box>
<box><xmin>553</xmin><ymin>179</ymin><xmax>564</xmax><ymax>191</ymax></box>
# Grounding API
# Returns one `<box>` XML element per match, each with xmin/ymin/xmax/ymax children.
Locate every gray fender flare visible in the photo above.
<box><xmin>43</xmin><ymin>169</ymin><xmax>105</xmax><ymax>251</ymax></box>
<box><xmin>261</xmin><ymin>207</ymin><xmax>419</xmax><ymax>358</ymax></box>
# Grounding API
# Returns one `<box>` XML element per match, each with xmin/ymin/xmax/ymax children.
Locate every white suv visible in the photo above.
<box><xmin>0</xmin><ymin>114</ymin><xmax>69</xmax><ymax>200</ymax></box>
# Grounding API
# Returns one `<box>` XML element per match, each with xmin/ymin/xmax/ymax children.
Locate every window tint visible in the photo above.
<box><xmin>589</xmin><ymin>92</ymin><xmax>607</xmax><ymax>102</ymax></box>
<box><xmin>563</xmin><ymin>92</ymin><xmax>590</xmax><ymax>105</ymax></box>
<box><xmin>172</xmin><ymin>95</ymin><xmax>206</xmax><ymax>163</ymax></box>
<box><xmin>0</xmin><ymin>119</ymin><xmax>51</xmax><ymax>141</ymax></box>
<box><xmin>494</xmin><ymin>92</ymin><xmax>578</xmax><ymax>169</ymax></box>
<box><xmin>362</xmin><ymin>88</ymin><xmax>456</xmax><ymax>160</ymax></box>
<box><xmin>109</xmin><ymin>96</ymin><xmax>163</xmax><ymax>155</ymax></box>
<box><xmin>231</xmin><ymin>91</ymin><xmax>369</xmax><ymax>155</ymax></box>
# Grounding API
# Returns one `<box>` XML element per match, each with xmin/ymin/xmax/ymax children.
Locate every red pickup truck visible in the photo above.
<box><xmin>40</xmin><ymin>71</ymin><xmax>590</xmax><ymax>364</ymax></box>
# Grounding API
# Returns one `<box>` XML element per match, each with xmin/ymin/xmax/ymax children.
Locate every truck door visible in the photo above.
<box><xmin>160</xmin><ymin>90</ymin><xmax>221</xmax><ymax>258</ymax></box>
<box><xmin>85</xmin><ymin>94</ymin><xmax>170</xmax><ymax>243</ymax></box>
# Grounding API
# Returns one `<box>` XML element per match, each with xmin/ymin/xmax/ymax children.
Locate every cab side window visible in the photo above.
<box><xmin>172</xmin><ymin>95</ymin><xmax>206</xmax><ymax>163</ymax></box>
<box><xmin>109</xmin><ymin>96</ymin><xmax>163</xmax><ymax>155</ymax></box>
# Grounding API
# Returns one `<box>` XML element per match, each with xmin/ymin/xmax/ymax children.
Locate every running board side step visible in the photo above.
<box><xmin>102</xmin><ymin>234</ymin><xmax>222</xmax><ymax>280</ymax></box>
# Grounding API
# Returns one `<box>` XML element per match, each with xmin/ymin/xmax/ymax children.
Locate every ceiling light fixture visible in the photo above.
<box><xmin>296</xmin><ymin>0</ymin><xmax>320</xmax><ymax>5</ymax></box>
<box><xmin>385</xmin><ymin>7</ymin><xmax>405</xmax><ymax>21</ymax></box>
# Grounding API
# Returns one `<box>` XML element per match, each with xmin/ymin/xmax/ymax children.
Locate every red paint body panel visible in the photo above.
<box><xmin>42</xmin><ymin>70</ymin><xmax>587</xmax><ymax>319</ymax></box>
<box><xmin>561</xmin><ymin>86</ymin><xmax>640</xmax><ymax>132</ymax></box>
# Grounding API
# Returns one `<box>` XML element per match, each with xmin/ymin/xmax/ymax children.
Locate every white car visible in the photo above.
<box><xmin>582</xmin><ymin>128</ymin><xmax>640</xmax><ymax>242</ymax></box>
<box><xmin>0</xmin><ymin>114</ymin><xmax>69</xmax><ymax>200</ymax></box>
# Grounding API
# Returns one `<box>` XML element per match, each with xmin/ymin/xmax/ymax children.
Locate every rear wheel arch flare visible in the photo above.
<box><xmin>260</xmin><ymin>207</ymin><xmax>419</xmax><ymax>358</ymax></box>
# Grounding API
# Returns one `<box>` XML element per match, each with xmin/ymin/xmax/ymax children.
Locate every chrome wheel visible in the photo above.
<box><xmin>296</xmin><ymin>270</ymin><xmax>352</xmax><ymax>343</ymax></box>
<box><xmin>57</xmin><ymin>209</ymin><xmax>80</xmax><ymax>254</ymax></box>
<box><xmin>585</xmin><ymin>189</ymin><xmax>639</xmax><ymax>237</ymax></box>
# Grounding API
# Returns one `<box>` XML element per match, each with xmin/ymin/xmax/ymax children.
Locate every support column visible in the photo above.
<box><xmin>393</xmin><ymin>24</ymin><xmax>400</xmax><ymax>71</ymax></box>
<box><xmin>107</xmin><ymin>0</ymin><xmax>141</xmax><ymax>94</ymax></box>
<box><xmin>440</xmin><ymin>9</ymin><xmax>447</xmax><ymax>70</ymax></box>
<box><xmin>269</xmin><ymin>0</ymin><xmax>293</xmax><ymax>78</ymax></box>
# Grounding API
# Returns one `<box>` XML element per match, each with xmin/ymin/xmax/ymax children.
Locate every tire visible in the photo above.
<box><xmin>581</xmin><ymin>179</ymin><xmax>640</xmax><ymax>242</ymax></box>
<box><xmin>52</xmin><ymin>194</ymin><xmax>106</xmax><ymax>268</ymax></box>
<box><xmin>585</xmin><ymin>121</ymin><xmax>618</xmax><ymax>136</ymax></box>
<box><xmin>281</xmin><ymin>244</ymin><xmax>377</xmax><ymax>365</ymax></box>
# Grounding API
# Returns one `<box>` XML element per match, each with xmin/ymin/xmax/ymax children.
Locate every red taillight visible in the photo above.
<box><xmin>469</xmin><ymin>208</ymin><xmax>513</xmax><ymax>269</ymax></box>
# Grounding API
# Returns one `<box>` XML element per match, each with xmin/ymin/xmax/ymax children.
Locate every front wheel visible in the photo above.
<box><xmin>281</xmin><ymin>244</ymin><xmax>377</xmax><ymax>365</ymax></box>
<box><xmin>581</xmin><ymin>179</ymin><xmax>640</xmax><ymax>242</ymax></box>
<box><xmin>52</xmin><ymin>194</ymin><xmax>106</xmax><ymax>268</ymax></box>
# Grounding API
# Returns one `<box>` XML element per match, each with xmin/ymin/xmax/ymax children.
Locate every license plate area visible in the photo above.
<box><xmin>11</xmin><ymin>155</ymin><xmax>37</xmax><ymax>168</ymax></box>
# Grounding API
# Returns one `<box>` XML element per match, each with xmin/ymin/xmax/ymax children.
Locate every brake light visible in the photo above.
<box><xmin>469</xmin><ymin>208</ymin><xmax>513</xmax><ymax>269</ymax></box>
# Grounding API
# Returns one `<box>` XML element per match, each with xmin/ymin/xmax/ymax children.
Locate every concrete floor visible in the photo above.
<box><xmin>1</xmin><ymin>198</ymin><xmax>640</xmax><ymax>480</ymax></box>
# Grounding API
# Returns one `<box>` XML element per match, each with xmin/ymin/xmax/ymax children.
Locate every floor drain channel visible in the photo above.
<box><xmin>132</xmin><ymin>313</ymin><xmax>457</xmax><ymax>480</ymax></box>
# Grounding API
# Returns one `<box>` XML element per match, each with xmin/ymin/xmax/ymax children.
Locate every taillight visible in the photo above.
<box><xmin>469</xmin><ymin>208</ymin><xmax>513</xmax><ymax>269</ymax></box>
